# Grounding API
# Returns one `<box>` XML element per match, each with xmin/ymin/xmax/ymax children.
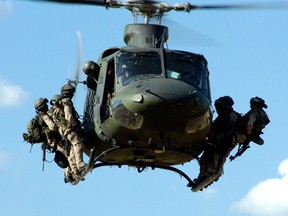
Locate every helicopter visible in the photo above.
<box><xmin>25</xmin><ymin>0</ymin><xmax>281</xmax><ymax>192</ymax></box>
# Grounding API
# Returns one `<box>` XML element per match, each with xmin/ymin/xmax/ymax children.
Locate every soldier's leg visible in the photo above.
<box><xmin>68</xmin><ymin>145</ymin><xmax>80</xmax><ymax>175</ymax></box>
<box><xmin>213</xmin><ymin>154</ymin><xmax>224</xmax><ymax>171</ymax></box>
<box><xmin>194</xmin><ymin>150</ymin><xmax>215</xmax><ymax>183</ymax></box>
<box><xmin>67</xmin><ymin>131</ymin><xmax>86</xmax><ymax>169</ymax></box>
<box><xmin>64</xmin><ymin>167</ymin><xmax>73</xmax><ymax>183</ymax></box>
<box><xmin>211</xmin><ymin>137</ymin><xmax>237</xmax><ymax>179</ymax></box>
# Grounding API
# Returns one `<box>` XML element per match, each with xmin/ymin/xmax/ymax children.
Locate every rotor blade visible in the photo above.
<box><xmin>188</xmin><ymin>2</ymin><xmax>288</xmax><ymax>11</ymax></box>
<box><xmin>74</xmin><ymin>30</ymin><xmax>83</xmax><ymax>86</ymax></box>
<box><xmin>27</xmin><ymin>0</ymin><xmax>108</xmax><ymax>6</ymax></box>
<box><xmin>24</xmin><ymin>0</ymin><xmax>288</xmax><ymax>12</ymax></box>
<box><xmin>162</xmin><ymin>18</ymin><xmax>221</xmax><ymax>47</ymax></box>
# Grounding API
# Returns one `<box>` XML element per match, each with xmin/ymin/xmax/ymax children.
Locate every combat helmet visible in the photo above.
<box><xmin>83</xmin><ymin>60</ymin><xmax>100</xmax><ymax>76</ymax></box>
<box><xmin>250</xmin><ymin>96</ymin><xmax>267</xmax><ymax>109</ymax></box>
<box><xmin>34</xmin><ymin>98</ymin><xmax>48</xmax><ymax>111</ymax></box>
<box><xmin>50</xmin><ymin>94</ymin><xmax>61</xmax><ymax>105</ymax></box>
<box><xmin>214</xmin><ymin>96</ymin><xmax>234</xmax><ymax>111</ymax></box>
<box><xmin>61</xmin><ymin>83</ymin><xmax>75</xmax><ymax>97</ymax></box>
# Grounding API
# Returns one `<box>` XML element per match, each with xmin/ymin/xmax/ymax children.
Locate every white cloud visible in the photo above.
<box><xmin>202</xmin><ymin>188</ymin><xmax>218</xmax><ymax>199</ymax></box>
<box><xmin>0</xmin><ymin>0</ymin><xmax>13</xmax><ymax>20</ymax></box>
<box><xmin>231</xmin><ymin>158</ymin><xmax>288</xmax><ymax>216</ymax></box>
<box><xmin>0</xmin><ymin>76</ymin><xmax>29</xmax><ymax>108</ymax></box>
<box><xmin>0</xmin><ymin>150</ymin><xmax>10</xmax><ymax>169</ymax></box>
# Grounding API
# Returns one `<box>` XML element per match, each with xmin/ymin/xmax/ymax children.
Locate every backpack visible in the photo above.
<box><xmin>26</xmin><ymin>115</ymin><xmax>46</xmax><ymax>144</ymax></box>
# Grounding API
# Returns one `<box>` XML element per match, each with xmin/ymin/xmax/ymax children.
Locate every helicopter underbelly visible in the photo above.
<box><xmin>84</xmin><ymin>127</ymin><xmax>202</xmax><ymax>166</ymax></box>
<box><xmin>97</xmin><ymin>147</ymin><xmax>195</xmax><ymax>166</ymax></box>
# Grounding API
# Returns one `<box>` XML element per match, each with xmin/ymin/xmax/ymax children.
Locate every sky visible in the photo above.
<box><xmin>1</xmin><ymin>0</ymin><xmax>288</xmax><ymax>215</ymax></box>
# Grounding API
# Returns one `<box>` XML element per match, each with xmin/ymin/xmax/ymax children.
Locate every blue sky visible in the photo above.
<box><xmin>1</xmin><ymin>0</ymin><xmax>288</xmax><ymax>215</ymax></box>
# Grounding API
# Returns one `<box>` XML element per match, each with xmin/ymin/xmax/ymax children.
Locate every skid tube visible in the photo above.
<box><xmin>90</xmin><ymin>146</ymin><xmax>196</xmax><ymax>190</ymax></box>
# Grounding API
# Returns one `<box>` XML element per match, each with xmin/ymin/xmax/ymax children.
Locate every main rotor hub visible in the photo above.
<box><xmin>112</xmin><ymin>1</ymin><xmax>193</xmax><ymax>24</ymax></box>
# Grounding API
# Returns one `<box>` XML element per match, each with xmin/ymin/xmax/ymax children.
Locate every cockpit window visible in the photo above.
<box><xmin>164</xmin><ymin>51</ymin><xmax>209</xmax><ymax>95</ymax></box>
<box><xmin>116</xmin><ymin>51</ymin><xmax>162</xmax><ymax>89</ymax></box>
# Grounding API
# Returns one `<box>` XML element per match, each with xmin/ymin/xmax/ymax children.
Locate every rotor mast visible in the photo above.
<box><xmin>121</xmin><ymin>1</ymin><xmax>194</xmax><ymax>48</ymax></box>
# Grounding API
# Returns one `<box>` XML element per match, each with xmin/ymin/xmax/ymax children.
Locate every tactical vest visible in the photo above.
<box><xmin>56</xmin><ymin>98</ymin><xmax>81</xmax><ymax>129</ymax></box>
<box><xmin>53</xmin><ymin>107</ymin><xmax>67</xmax><ymax>127</ymax></box>
<box><xmin>38</xmin><ymin>113</ymin><xmax>56</xmax><ymax>139</ymax></box>
<box><xmin>212</xmin><ymin>111</ymin><xmax>240</xmax><ymax>134</ymax></box>
<box><xmin>209</xmin><ymin>110</ymin><xmax>240</xmax><ymax>144</ymax></box>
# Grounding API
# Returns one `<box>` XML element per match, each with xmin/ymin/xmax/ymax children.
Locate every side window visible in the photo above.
<box><xmin>100</xmin><ymin>61</ymin><xmax>115</xmax><ymax>121</ymax></box>
<box><xmin>105</xmin><ymin>64</ymin><xmax>115</xmax><ymax>101</ymax></box>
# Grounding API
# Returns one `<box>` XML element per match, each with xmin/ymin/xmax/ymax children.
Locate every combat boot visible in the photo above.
<box><xmin>251</xmin><ymin>135</ymin><xmax>264</xmax><ymax>145</ymax></box>
<box><xmin>64</xmin><ymin>167</ymin><xmax>76</xmax><ymax>183</ymax></box>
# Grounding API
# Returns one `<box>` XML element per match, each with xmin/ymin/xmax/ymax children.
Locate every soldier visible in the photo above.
<box><xmin>48</xmin><ymin>94</ymin><xmax>60</xmax><ymax>116</ymax></box>
<box><xmin>53</xmin><ymin>83</ymin><xmax>86</xmax><ymax>177</ymax></box>
<box><xmin>83</xmin><ymin>60</ymin><xmax>100</xmax><ymax>90</ymax></box>
<box><xmin>49</xmin><ymin>94</ymin><xmax>79</xmax><ymax>182</ymax></box>
<box><xmin>212</xmin><ymin>96</ymin><xmax>240</xmax><ymax>155</ymax></box>
<box><xmin>24</xmin><ymin>98</ymin><xmax>67</xmax><ymax>171</ymax></box>
<box><xmin>245</xmin><ymin>96</ymin><xmax>270</xmax><ymax>145</ymax></box>
<box><xmin>229</xmin><ymin>97</ymin><xmax>270</xmax><ymax>161</ymax></box>
<box><xmin>34</xmin><ymin>98</ymin><xmax>59</xmax><ymax>149</ymax></box>
<box><xmin>106</xmin><ymin>67</ymin><xmax>115</xmax><ymax>101</ymax></box>
<box><xmin>34</xmin><ymin>97</ymin><xmax>80</xmax><ymax>182</ymax></box>
<box><xmin>194</xmin><ymin>96</ymin><xmax>240</xmax><ymax>184</ymax></box>
<box><xmin>118</xmin><ymin>64</ymin><xmax>134</xmax><ymax>87</ymax></box>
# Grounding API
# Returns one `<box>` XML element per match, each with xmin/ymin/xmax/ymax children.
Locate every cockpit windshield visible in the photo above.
<box><xmin>164</xmin><ymin>51</ymin><xmax>209</xmax><ymax>95</ymax></box>
<box><xmin>115</xmin><ymin>49</ymin><xmax>210</xmax><ymax>96</ymax></box>
<box><xmin>116</xmin><ymin>50</ymin><xmax>162</xmax><ymax>89</ymax></box>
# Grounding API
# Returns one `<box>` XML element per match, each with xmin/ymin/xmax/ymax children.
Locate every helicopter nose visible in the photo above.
<box><xmin>112</xmin><ymin>78</ymin><xmax>211</xmax><ymax>132</ymax></box>
<box><xmin>144</xmin><ymin>78</ymin><xmax>209</xmax><ymax>117</ymax></box>
<box><xmin>143</xmin><ymin>78</ymin><xmax>211</xmax><ymax>132</ymax></box>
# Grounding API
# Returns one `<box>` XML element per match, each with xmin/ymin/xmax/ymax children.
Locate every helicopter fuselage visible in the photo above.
<box><xmin>83</xmin><ymin>43</ymin><xmax>212</xmax><ymax>166</ymax></box>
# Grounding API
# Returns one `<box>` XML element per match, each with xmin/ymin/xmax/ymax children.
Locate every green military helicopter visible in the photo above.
<box><xmin>27</xmin><ymin>0</ymin><xmax>282</xmax><ymax>191</ymax></box>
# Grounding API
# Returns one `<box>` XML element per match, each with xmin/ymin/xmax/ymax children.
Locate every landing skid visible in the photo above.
<box><xmin>191</xmin><ymin>161</ymin><xmax>224</xmax><ymax>192</ymax></box>
<box><xmin>92</xmin><ymin>162</ymin><xmax>195</xmax><ymax>188</ymax></box>
<box><xmin>191</xmin><ymin>173</ymin><xmax>221</xmax><ymax>192</ymax></box>
<box><xmin>71</xmin><ymin>146</ymin><xmax>197</xmax><ymax>190</ymax></box>
<box><xmin>70</xmin><ymin>146</ymin><xmax>120</xmax><ymax>185</ymax></box>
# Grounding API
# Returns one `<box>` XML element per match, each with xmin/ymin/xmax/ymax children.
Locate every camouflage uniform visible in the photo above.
<box><xmin>34</xmin><ymin>98</ymin><xmax>58</xmax><ymax>149</ymax></box>
<box><xmin>53</xmin><ymin>84</ymin><xmax>86</xmax><ymax>174</ymax></box>
<box><xmin>49</xmin><ymin>95</ymin><xmax>78</xmax><ymax>182</ymax></box>
<box><xmin>243</xmin><ymin>96</ymin><xmax>270</xmax><ymax>145</ymax></box>
<box><xmin>228</xmin><ymin>97</ymin><xmax>270</xmax><ymax>162</ymax></box>
<box><xmin>35</xmin><ymin>97</ymin><xmax>76</xmax><ymax>181</ymax></box>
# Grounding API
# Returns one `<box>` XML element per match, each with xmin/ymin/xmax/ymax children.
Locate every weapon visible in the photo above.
<box><xmin>41</xmin><ymin>143</ymin><xmax>48</xmax><ymax>171</ymax></box>
<box><xmin>229</xmin><ymin>141</ymin><xmax>250</xmax><ymax>161</ymax></box>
